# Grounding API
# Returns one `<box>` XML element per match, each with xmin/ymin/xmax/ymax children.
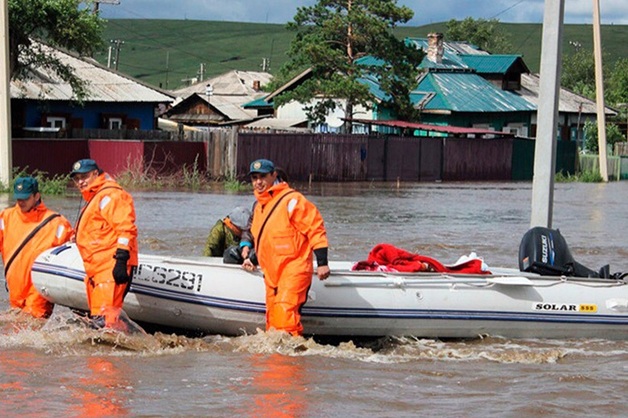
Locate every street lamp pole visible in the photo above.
<box><xmin>205</xmin><ymin>83</ymin><xmax>213</xmax><ymax>131</ymax></box>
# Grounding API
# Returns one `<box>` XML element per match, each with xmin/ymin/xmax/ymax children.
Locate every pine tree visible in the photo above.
<box><xmin>271</xmin><ymin>0</ymin><xmax>424</xmax><ymax>132</ymax></box>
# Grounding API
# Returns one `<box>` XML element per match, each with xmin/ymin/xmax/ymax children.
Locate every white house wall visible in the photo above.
<box><xmin>277</xmin><ymin>98</ymin><xmax>373</xmax><ymax>133</ymax></box>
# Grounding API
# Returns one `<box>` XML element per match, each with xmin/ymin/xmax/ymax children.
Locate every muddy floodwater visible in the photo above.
<box><xmin>1</xmin><ymin>181</ymin><xmax>626</xmax><ymax>417</ymax></box>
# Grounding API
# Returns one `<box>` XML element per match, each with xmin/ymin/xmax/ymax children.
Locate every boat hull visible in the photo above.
<box><xmin>32</xmin><ymin>244</ymin><xmax>628</xmax><ymax>339</ymax></box>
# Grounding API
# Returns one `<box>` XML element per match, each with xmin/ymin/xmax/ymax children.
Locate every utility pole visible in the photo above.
<box><xmin>261</xmin><ymin>58</ymin><xmax>270</xmax><ymax>72</ymax></box>
<box><xmin>592</xmin><ymin>0</ymin><xmax>609</xmax><ymax>181</ymax></box>
<box><xmin>92</xmin><ymin>0</ymin><xmax>120</xmax><ymax>15</ymax></box>
<box><xmin>269</xmin><ymin>38</ymin><xmax>275</xmax><ymax>72</ymax></box>
<box><xmin>0</xmin><ymin>0</ymin><xmax>12</xmax><ymax>187</ymax></box>
<box><xmin>107</xmin><ymin>45</ymin><xmax>113</xmax><ymax>68</ymax></box>
<box><xmin>530</xmin><ymin>0</ymin><xmax>565</xmax><ymax>229</ymax></box>
<box><xmin>205</xmin><ymin>83</ymin><xmax>213</xmax><ymax>131</ymax></box>
<box><xmin>198</xmin><ymin>63</ymin><xmax>206</xmax><ymax>82</ymax></box>
<box><xmin>110</xmin><ymin>39</ymin><xmax>124</xmax><ymax>71</ymax></box>
<box><xmin>165</xmin><ymin>51</ymin><xmax>170</xmax><ymax>89</ymax></box>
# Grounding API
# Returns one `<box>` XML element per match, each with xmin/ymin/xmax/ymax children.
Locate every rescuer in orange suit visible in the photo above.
<box><xmin>242</xmin><ymin>159</ymin><xmax>330</xmax><ymax>336</ymax></box>
<box><xmin>0</xmin><ymin>176</ymin><xmax>73</xmax><ymax>318</ymax></box>
<box><xmin>70</xmin><ymin>159</ymin><xmax>138</xmax><ymax>329</ymax></box>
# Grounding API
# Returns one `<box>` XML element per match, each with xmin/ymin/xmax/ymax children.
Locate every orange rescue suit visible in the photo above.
<box><xmin>75</xmin><ymin>173</ymin><xmax>138</xmax><ymax>321</ymax></box>
<box><xmin>0</xmin><ymin>202</ymin><xmax>73</xmax><ymax>317</ymax></box>
<box><xmin>251</xmin><ymin>182</ymin><xmax>328</xmax><ymax>335</ymax></box>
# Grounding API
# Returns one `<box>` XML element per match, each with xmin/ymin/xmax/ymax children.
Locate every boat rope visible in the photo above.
<box><xmin>324</xmin><ymin>276</ymin><xmax>627</xmax><ymax>289</ymax></box>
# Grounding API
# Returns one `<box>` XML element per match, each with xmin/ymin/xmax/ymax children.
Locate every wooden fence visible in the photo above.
<box><xmin>12</xmin><ymin>131</ymin><xmax>580</xmax><ymax>182</ymax></box>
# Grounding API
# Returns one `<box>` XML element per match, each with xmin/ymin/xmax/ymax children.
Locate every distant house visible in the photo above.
<box><xmin>10</xmin><ymin>42</ymin><xmax>175</xmax><ymax>138</ymax></box>
<box><xmin>518</xmin><ymin>73</ymin><xmax>613</xmax><ymax>145</ymax></box>
<box><xmin>242</xmin><ymin>67</ymin><xmax>373</xmax><ymax>133</ymax></box>
<box><xmin>252</xmin><ymin>33</ymin><xmax>614</xmax><ymax>140</ymax></box>
<box><xmin>165</xmin><ymin>70</ymin><xmax>272</xmax><ymax>128</ymax></box>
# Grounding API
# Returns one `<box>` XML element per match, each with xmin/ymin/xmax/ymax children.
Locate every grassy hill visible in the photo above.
<box><xmin>98</xmin><ymin>19</ymin><xmax>628</xmax><ymax>90</ymax></box>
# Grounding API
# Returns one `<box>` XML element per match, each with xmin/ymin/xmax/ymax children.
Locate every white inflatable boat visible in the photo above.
<box><xmin>31</xmin><ymin>244</ymin><xmax>628</xmax><ymax>340</ymax></box>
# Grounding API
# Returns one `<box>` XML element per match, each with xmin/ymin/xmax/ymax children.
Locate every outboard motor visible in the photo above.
<box><xmin>518</xmin><ymin>227</ymin><xmax>609</xmax><ymax>278</ymax></box>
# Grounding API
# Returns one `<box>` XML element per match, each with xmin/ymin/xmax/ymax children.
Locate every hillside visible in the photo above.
<box><xmin>98</xmin><ymin>19</ymin><xmax>628</xmax><ymax>90</ymax></box>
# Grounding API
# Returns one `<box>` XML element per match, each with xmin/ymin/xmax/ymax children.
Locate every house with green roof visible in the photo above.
<box><xmin>366</xmin><ymin>34</ymin><xmax>536</xmax><ymax>137</ymax></box>
<box><xmin>245</xmin><ymin>32</ymin><xmax>612</xmax><ymax>140</ymax></box>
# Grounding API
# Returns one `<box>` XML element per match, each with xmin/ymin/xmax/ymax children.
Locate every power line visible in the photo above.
<box><xmin>489</xmin><ymin>0</ymin><xmax>527</xmax><ymax>20</ymax></box>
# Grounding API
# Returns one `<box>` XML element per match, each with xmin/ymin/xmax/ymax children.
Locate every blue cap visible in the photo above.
<box><xmin>70</xmin><ymin>159</ymin><xmax>99</xmax><ymax>177</ymax></box>
<box><xmin>248</xmin><ymin>159</ymin><xmax>275</xmax><ymax>176</ymax></box>
<box><xmin>13</xmin><ymin>176</ymin><xmax>39</xmax><ymax>199</ymax></box>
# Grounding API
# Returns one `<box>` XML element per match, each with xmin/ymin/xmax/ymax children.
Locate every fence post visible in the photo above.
<box><xmin>227</xmin><ymin>126</ymin><xmax>238</xmax><ymax>178</ymax></box>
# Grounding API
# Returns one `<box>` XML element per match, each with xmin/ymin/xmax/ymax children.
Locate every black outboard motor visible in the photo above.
<box><xmin>518</xmin><ymin>227</ymin><xmax>609</xmax><ymax>278</ymax></box>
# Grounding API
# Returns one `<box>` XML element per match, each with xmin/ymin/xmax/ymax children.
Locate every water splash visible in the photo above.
<box><xmin>2</xmin><ymin>308</ymin><xmax>625</xmax><ymax>364</ymax></box>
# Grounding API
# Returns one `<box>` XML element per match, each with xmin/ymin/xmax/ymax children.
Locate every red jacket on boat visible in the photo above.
<box><xmin>353</xmin><ymin>243</ymin><xmax>490</xmax><ymax>274</ymax></box>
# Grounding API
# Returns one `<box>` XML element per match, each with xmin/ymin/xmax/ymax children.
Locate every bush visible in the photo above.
<box><xmin>224</xmin><ymin>173</ymin><xmax>249</xmax><ymax>192</ymax></box>
<box><xmin>3</xmin><ymin>162</ymin><xmax>249</xmax><ymax>193</ymax></box>
<box><xmin>2</xmin><ymin>167</ymin><xmax>71</xmax><ymax>195</ymax></box>
<box><xmin>555</xmin><ymin>169</ymin><xmax>603</xmax><ymax>183</ymax></box>
<box><xmin>583</xmin><ymin>121</ymin><xmax>625</xmax><ymax>153</ymax></box>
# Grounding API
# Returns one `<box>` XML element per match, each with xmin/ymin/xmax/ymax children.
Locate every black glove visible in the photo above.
<box><xmin>223</xmin><ymin>246</ymin><xmax>243</xmax><ymax>264</ymax></box>
<box><xmin>112</xmin><ymin>249</ymin><xmax>131</xmax><ymax>285</ymax></box>
<box><xmin>248</xmin><ymin>248</ymin><xmax>258</xmax><ymax>266</ymax></box>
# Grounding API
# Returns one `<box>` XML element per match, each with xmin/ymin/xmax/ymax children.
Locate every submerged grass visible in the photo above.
<box><xmin>224</xmin><ymin>173</ymin><xmax>250</xmax><ymax>192</ymax></box>
<box><xmin>114</xmin><ymin>158</ymin><xmax>250</xmax><ymax>193</ymax></box>
<box><xmin>0</xmin><ymin>167</ymin><xmax>71</xmax><ymax>195</ymax></box>
<box><xmin>0</xmin><ymin>163</ymin><xmax>252</xmax><ymax>196</ymax></box>
<box><xmin>555</xmin><ymin>170</ymin><xmax>603</xmax><ymax>183</ymax></box>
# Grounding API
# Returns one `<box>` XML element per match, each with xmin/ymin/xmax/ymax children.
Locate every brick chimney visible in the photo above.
<box><xmin>253</xmin><ymin>80</ymin><xmax>261</xmax><ymax>91</ymax></box>
<box><xmin>426</xmin><ymin>32</ymin><xmax>444</xmax><ymax>64</ymax></box>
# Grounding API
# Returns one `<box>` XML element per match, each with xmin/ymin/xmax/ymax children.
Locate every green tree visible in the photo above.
<box><xmin>561</xmin><ymin>47</ymin><xmax>597</xmax><ymax>99</ymax></box>
<box><xmin>583</xmin><ymin>120</ymin><xmax>625</xmax><ymax>153</ymax></box>
<box><xmin>559</xmin><ymin>46</ymin><xmax>628</xmax><ymax>109</ymax></box>
<box><xmin>8</xmin><ymin>0</ymin><xmax>105</xmax><ymax>101</ymax></box>
<box><xmin>606</xmin><ymin>58</ymin><xmax>628</xmax><ymax>107</ymax></box>
<box><xmin>445</xmin><ymin>17</ymin><xmax>512</xmax><ymax>54</ymax></box>
<box><xmin>273</xmin><ymin>0</ymin><xmax>424</xmax><ymax>131</ymax></box>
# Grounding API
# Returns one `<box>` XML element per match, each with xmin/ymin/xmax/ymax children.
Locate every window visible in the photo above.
<box><xmin>108</xmin><ymin>117</ymin><xmax>123</xmax><ymax>130</ymax></box>
<box><xmin>504</xmin><ymin>123</ymin><xmax>528</xmax><ymax>138</ymax></box>
<box><xmin>46</xmin><ymin>116</ymin><xmax>66</xmax><ymax>129</ymax></box>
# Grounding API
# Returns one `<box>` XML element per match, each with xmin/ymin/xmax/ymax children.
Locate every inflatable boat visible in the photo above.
<box><xmin>31</xmin><ymin>243</ymin><xmax>628</xmax><ymax>340</ymax></box>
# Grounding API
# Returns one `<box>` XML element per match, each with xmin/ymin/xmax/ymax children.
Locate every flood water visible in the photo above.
<box><xmin>1</xmin><ymin>181</ymin><xmax>627</xmax><ymax>417</ymax></box>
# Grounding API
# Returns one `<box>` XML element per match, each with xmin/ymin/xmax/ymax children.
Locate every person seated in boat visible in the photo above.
<box><xmin>203</xmin><ymin>206</ymin><xmax>253</xmax><ymax>264</ymax></box>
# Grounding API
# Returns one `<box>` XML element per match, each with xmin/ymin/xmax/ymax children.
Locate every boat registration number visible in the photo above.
<box><xmin>134</xmin><ymin>263</ymin><xmax>203</xmax><ymax>292</ymax></box>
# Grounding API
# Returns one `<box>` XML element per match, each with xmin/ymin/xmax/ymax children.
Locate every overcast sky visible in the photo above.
<box><xmin>99</xmin><ymin>0</ymin><xmax>628</xmax><ymax>25</ymax></box>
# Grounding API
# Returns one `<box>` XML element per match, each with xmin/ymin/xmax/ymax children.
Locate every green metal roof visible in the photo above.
<box><xmin>242</xmin><ymin>96</ymin><xmax>273</xmax><ymax>109</ymax></box>
<box><xmin>417</xmin><ymin>72</ymin><xmax>536</xmax><ymax>112</ymax></box>
<box><xmin>359</xmin><ymin>39</ymin><xmax>527</xmax><ymax>76</ymax></box>
<box><xmin>358</xmin><ymin>74</ymin><xmax>388</xmax><ymax>101</ymax></box>
<box><xmin>406</xmin><ymin>38</ymin><xmax>471</xmax><ymax>70</ymax></box>
<box><xmin>359</xmin><ymin>74</ymin><xmax>432</xmax><ymax>107</ymax></box>
<box><xmin>355</xmin><ymin>56</ymin><xmax>387</xmax><ymax>67</ymax></box>
<box><xmin>459</xmin><ymin>54</ymin><xmax>524</xmax><ymax>74</ymax></box>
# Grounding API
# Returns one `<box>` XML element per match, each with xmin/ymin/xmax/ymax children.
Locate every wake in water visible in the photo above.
<box><xmin>1</xmin><ymin>307</ymin><xmax>625</xmax><ymax>364</ymax></box>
